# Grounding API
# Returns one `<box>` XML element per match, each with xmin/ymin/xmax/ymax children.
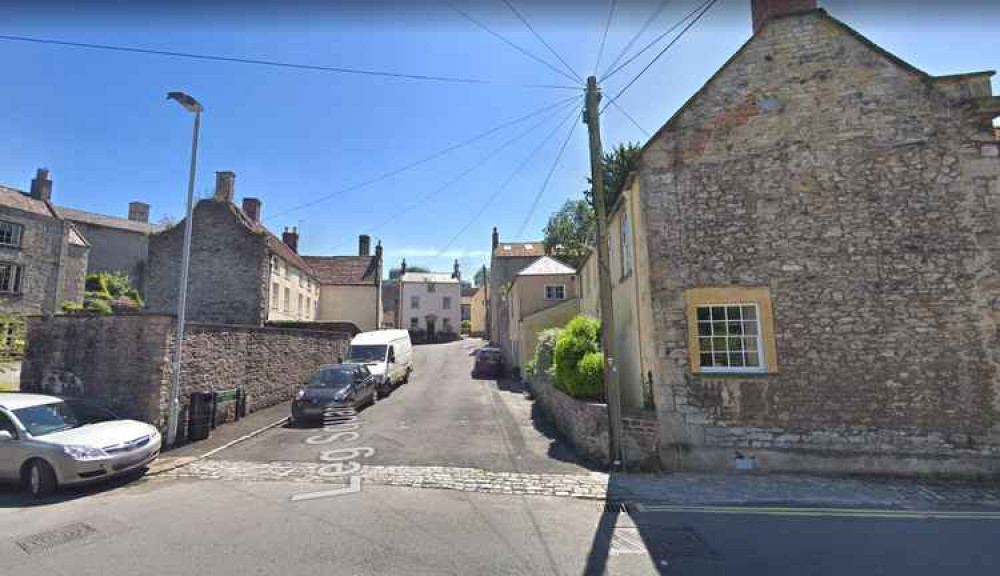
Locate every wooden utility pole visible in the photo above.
<box><xmin>584</xmin><ymin>76</ymin><xmax>624</xmax><ymax>468</ymax></box>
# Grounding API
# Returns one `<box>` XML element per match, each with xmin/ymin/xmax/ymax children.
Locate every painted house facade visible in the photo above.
<box><xmin>304</xmin><ymin>236</ymin><xmax>383</xmax><ymax>332</ymax></box>
<box><xmin>507</xmin><ymin>256</ymin><xmax>579</xmax><ymax>372</ymax></box>
<box><xmin>488</xmin><ymin>227</ymin><xmax>546</xmax><ymax>367</ymax></box>
<box><xmin>399</xmin><ymin>271</ymin><xmax>461</xmax><ymax>339</ymax></box>
<box><xmin>624</xmin><ymin>0</ymin><xmax>1000</xmax><ymax>475</ymax></box>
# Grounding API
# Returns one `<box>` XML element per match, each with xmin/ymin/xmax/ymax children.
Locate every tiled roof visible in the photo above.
<box><xmin>494</xmin><ymin>241</ymin><xmax>544</xmax><ymax>258</ymax></box>
<box><xmin>0</xmin><ymin>186</ymin><xmax>56</xmax><ymax>217</ymax></box>
<box><xmin>461</xmin><ymin>286</ymin><xmax>480</xmax><ymax>298</ymax></box>
<box><xmin>301</xmin><ymin>256</ymin><xmax>379</xmax><ymax>286</ymax></box>
<box><xmin>516</xmin><ymin>256</ymin><xmax>576</xmax><ymax>276</ymax></box>
<box><xmin>400</xmin><ymin>272</ymin><xmax>458</xmax><ymax>284</ymax></box>
<box><xmin>56</xmin><ymin>205</ymin><xmax>157</xmax><ymax>234</ymax></box>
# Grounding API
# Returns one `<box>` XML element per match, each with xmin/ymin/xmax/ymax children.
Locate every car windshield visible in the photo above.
<box><xmin>306</xmin><ymin>369</ymin><xmax>355</xmax><ymax>389</ymax></box>
<box><xmin>13</xmin><ymin>399</ymin><xmax>116</xmax><ymax>437</ymax></box>
<box><xmin>349</xmin><ymin>345</ymin><xmax>386</xmax><ymax>363</ymax></box>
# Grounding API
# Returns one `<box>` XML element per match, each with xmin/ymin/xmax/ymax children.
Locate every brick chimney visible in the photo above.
<box><xmin>30</xmin><ymin>168</ymin><xmax>52</xmax><ymax>202</ymax></box>
<box><xmin>752</xmin><ymin>0</ymin><xmax>817</xmax><ymax>33</ymax></box>
<box><xmin>359</xmin><ymin>234</ymin><xmax>371</xmax><ymax>257</ymax></box>
<box><xmin>491</xmin><ymin>226</ymin><xmax>499</xmax><ymax>251</ymax></box>
<box><xmin>242</xmin><ymin>198</ymin><xmax>262</xmax><ymax>223</ymax></box>
<box><xmin>282</xmin><ymin>226</ymin><xmax>299</xmax><ymax>253</ymax></box>
<box><xmin>128</xmin><ymin>201</ymin><xmax>150</xmax><ymax>223</ymax></box>
<box><xmin>214</xmin><ymin>171</ymin><xmax>235</xmax><ymax>203</ymax></box>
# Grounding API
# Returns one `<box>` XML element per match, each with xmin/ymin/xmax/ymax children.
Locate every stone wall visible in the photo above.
<box><xmin>21</xmin><ymin>314</ymin><xmax>349</xmax><ymax>441</ymax></box>
<box><xmin>641</xmin><ymin>11</ymin><xmax>1000</xmax><ymax>475</ymax></box>
<box><xmin>147</xmin><ymin>200</ymin><xmax>268</xmax><ymax>326</ymax></box>
<box><xmin>529</xmin><ymin>373</ymin><xmax>659</xmax><ymax>470</ymax></box>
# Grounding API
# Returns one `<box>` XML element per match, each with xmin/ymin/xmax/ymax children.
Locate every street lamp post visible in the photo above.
<box><xmin>165</xmin><ymin>91</ymin><xmax>203</xmax><ymax>447</ymax></box>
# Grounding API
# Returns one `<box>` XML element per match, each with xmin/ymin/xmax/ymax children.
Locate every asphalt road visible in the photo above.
<box><xmin>216</xmin><ymin>338</ymin><xmax>593</xmax><ymax>474</ymax></box>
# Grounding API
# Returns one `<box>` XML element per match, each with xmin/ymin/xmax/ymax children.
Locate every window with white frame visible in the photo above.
<box><xmin>0</xmin><ymin>221</ymin><xmax>23</xmax><ymax>248</ymax></box>
<box><xmin>695</xmin><ymin>304</ymin><xmax>763</xmax><ymax>371</ymax></box>
<box><xmin>620</xmin><ymin>211</ymin><xmax>632</xmax><ymax>278</ymax></box>
<box><xmin>442</xmin><ymin>296</ymin><xmax>451</xmax><ymax>310</ymax></box>
<box><xmin>427</xmin><ymin>283</ymin><xmax>436</xmax><ymax>293</ymax></box>
<box><xmin>0</xmin><ymin>263</ymin><xmax>23</xmax><ymax>294</ymax></box>
<box><xmin>411</xmin><ymin>295</ymin><xmax>419</xmax><ymax>309</ymax></box>
<box><xmin>544</xmin><ymin>284</ymin><xmax>566</xmax><ymax>300</ymax></box>
<box><xmin>297</xmin><ymin>294</ymin><xmax>303</xmax><ymax>315</ymax></box>
<box><xmin>271</xmin><ymin>282</ymin><xmax>279</xmax><ymax>310</ymax></box>
<box><xmin>284</xmin><ymin>287</ymin><xmax>291</xmax><ymax>312</ymax></box>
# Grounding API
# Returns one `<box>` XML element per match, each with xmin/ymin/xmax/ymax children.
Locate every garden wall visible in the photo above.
<box><xmin>21</xmin><ymin>314</ymin><xmax>349</xmax><ymax>442</ymax></box>
<box><xmin>529</xmin><ymin>373</ymin><xmax>659</xmax><ymax>470</ymax></box>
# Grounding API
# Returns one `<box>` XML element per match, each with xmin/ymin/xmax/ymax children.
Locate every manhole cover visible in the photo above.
<box><xmin>611</xmin><ymin>526</ymin><xmax>716</xmax><ymax>559</ymax></box>
<box><xmin>16</xmin><ymin>522</ymin><xmax>98</xmax><ymax>554</ymax></box>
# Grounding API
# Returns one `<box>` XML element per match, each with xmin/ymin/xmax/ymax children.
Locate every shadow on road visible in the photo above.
<box><xmin>0</xmin><ymin>468</ymin><xmax>147</xmax><ymax>509</ymax></box>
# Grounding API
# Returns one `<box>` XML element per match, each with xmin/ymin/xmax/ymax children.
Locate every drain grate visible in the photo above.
<box><xmin>16</xmin><ymin>522</ymin><xmax>98</xmax><ymax>555</ymax></box>
<box><xmin>604</xmin><ymin>500</ymin><xmax>630</xmax><ymax>513</ymax></box>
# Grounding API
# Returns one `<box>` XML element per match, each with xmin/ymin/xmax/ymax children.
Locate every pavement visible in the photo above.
<box><xmin>4</xmin><ymin>338</ymin><xmax>1000</xmax><ymax>575</ymax></box>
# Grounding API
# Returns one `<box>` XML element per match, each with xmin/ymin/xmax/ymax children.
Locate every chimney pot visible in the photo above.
<box><xmin>30</xmin><ymin>168</ymin><xmax>53</xmax><ymax>202</ymax></box>
<box><xmin>128</xmin><ymin>201</ymin><xmax>150</xmax><ymax>223</ymax></box>
<box><xmin>491</xmin><ymin>226</ymin><xmax>499</xmax><ymax>251</ymax></box>
<box><xmin>242</xmin><ymin>197</ymin><xmax>262</xmax><ymax>223</ymax></box>
<box><xmin>282</xmin><ymin>226</ymin><xmax>299</xmax><ymax>253</ymax></box>
<box><xmin>214</xmin><ymin>171</ymin><xmax>235</xmax><ymax>203</ymax></box>
<box><xmin>359</xmin><ymin>234</ymin><xmax>371</xmax><ymax>257</ymax></box>
<box><xmin>752</xmin><ymin>0</ymin><xmax>817</xmax><ymax>33</ymax></box>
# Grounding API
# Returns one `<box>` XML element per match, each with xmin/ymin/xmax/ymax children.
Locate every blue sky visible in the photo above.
<box><xmin>2</xmin><ymin>0</ymin><xmax>998</xmax><ymax>278</ymax></box>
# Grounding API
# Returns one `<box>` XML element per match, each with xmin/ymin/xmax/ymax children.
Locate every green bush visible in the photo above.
<box><xmin>79</xmin><ymin>272</ymin><xmax>144</xmax><ymax>314</ymax></box>
<box><xmin>61</xmin><ymin>302</ymin><xmax>85</xmax><ymax>314</ymax></box>
<box><xmin>576</xmin><ymin>352</ymin><xmax>605</xmax><ymax>400</ymax></box>
<box><xmin>84</xmin><ymin>298</ymin><xmax>113</xmax><ymax>316</ymax></box>
<box><xmin>525</xmin><ymin>358</ymin><xmax>537</xmax><ymax>377</ymax></box>
<box><xmin>531</xmin><ymin>327</ymin><xmax>562</xmax><ymax>378</ymax></box>
<box><xmin>553</xmin><ymin>316</ymin><xmax>602</xmax><ymax>399</ymax></box>
<box><xmin>461</xmin><ymin>320</ymin><xmax>471</xmax><ymax>334</ymax></box>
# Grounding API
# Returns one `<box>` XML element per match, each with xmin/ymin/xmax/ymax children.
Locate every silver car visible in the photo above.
<box><xmin>0</xmin><ymin>393</ymin><xmax>162</xmax><ymax>498</ymax></box>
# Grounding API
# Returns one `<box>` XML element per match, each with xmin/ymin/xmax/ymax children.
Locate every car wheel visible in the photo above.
<box><xmin>24</xmin><ymin>459</ymin><xmax>57</xmax><ymax>499</ymax></box>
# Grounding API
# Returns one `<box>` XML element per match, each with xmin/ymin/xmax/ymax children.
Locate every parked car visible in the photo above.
<box><xmin>348</xmin><ymin>329</ymin><xmax>413</xmax><ymax>395</ymax></box>
<box><xmin>290</xmin><ymin>363</ymin><xmax>377</xmax><ymax>424</ymax></box>
<box><xmin>0</xmin><ymin>393</ymin><xmax>162</xmax><ymax>498</ymax></box>
<box><xmin>473</xmin><ymin>347</ymin><xmax>503</xmax><ymax>378</ymax></box>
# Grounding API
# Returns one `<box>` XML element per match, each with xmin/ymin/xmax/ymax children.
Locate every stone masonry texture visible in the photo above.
<box><xmin>21</xmin><ymin>314</ymin><xmax>349</xmax><ymax>441</ymax></box>
<box><xmin>147</xmin><ymin>200</ymin><xmax>268</xmax><ymax>326</ymax></box>
<box><xmin>640</xmin><ymin>11</ymin><xmax>1000</xmax><ymax>474</ymax></box>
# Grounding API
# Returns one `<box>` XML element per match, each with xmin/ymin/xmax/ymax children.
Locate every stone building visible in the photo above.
<box><xmin>626</xmin><ymin>0</ymin><xmax>1000</xmax><ymax>475</ymax></box>
<box><xmin>487</xmin><ymin>227</ymin><xmax>546</xmax><ymax>367</ymax></box>
<box><xmin>0</xmin><ymin>169</ymin><xmax>89</xmax><ymax>316</ymax></box>
<box><xmin>55</xmin><ymin>200</ymin><xmax>156</xmax><ymax>292</ymax></box>
<box><xmin>399</xmin><ymin>271</ymin><xmax>461</xmax><ymax>339</ymax></box>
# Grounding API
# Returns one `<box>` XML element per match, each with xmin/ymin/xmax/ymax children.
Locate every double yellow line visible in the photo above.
<box><xmin>632</xmin><ymin>503</ymin><xmax>1000</xmax><ymax>521</ymax></box>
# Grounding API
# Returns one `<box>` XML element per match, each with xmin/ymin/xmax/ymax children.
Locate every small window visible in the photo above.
<box><xmin>544</xmin><ymin>285</ymin><xmax>565</xmax><ymax>300</ymax></box>
<box><xmin>0</xmin><ymin>263</ymin><xmax>23</xmax><ymax>294</ymax></box>
<box><xmin>442</xmin><ymin>296</ymin><xmax>451</xmax><ymax>310</ymax></box>
<box><xmin>695</xmin><ymin>304</ymin><xmax>764</xmax><ymax>372</ymax></box>
<box><xmin>0</xmin><ymin>221</ymin><xmax>23</xmax><ymax>248</ymax></box>
<box><xmin>410</xmin><ymin>317</ymin><xmax>419</xmax><ymax>329</ymax></box>
<box><xmin>271</xmin><ymin>282</ymin><xmax>279</xmax><ymax>310</ymax></box>
<box><xmin>297</xmin><ymin>294</ymin><xmax>303</xmax><ymax>314</ymax></box>
<box><xmin>620</xmin><ymin>211</ymin><xmax>633</xmax><ymax>278</ymax></box>
<box><xmin>427</xmin><ymin>283</ymin><xmax>436</xmax><ymax>293</ymax></box>
<box><xmin>284</xmin><ymin>287</ymin><xmax>291</xmax><ymax>312</ymax></box>
<box><xmin>411</xmin><ymin>295</ymin><xmax>420</xmax><ymax>309</ymax></box>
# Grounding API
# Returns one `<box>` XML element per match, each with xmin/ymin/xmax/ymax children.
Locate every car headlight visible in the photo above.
<box><xmin>63</xmin><ymin>444</ymin><xmax>109</xmax><ymax>461</ymax></box>
<box><xmin>296</xmin><ymin>389</ymin><xmax>306</xmax><ymax>400</ymax></box>
<box><xmin>333</xmin><ymin>389</ymin><xmax>352</xmax><ymax>401</ymax></box>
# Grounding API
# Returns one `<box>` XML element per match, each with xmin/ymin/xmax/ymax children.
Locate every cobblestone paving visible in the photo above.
<box><xmin>160</xmin><ymin>459</ymin><xmax>610</xmax><ymax>500</ymax></box>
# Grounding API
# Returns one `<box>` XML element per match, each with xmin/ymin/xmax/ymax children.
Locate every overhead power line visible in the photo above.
<box><xmin>434</xmin><ymin>102</ymin><xmax>581</xmax><ymax>257</ymax></box>
<box><xmin>369</xmin><ymin>97</ymin><xmax>581</xmax><ymax>235</ymax></box>
<box><xmin>446</xmin><ymin>1</ymin><xmax>581</xmax><ymax>87</ymax></box>
<box><xmin>500</xmin><ymin>0</ymin><xmax>585</xmax><ymax>85</ymax></box>
<box><xmin>600</xmin><ymin>0</ymin><xmax>672</xmax><ymax>79</ymax></box>
<box><xmin>601</xmin><ymin>0</ymin><xmax>719</xmax><ymax>115</ymax></box>
<box><xmin>593</xmin><ymin>0</ymin><xmax>618</xmax><ymax>76</ymax></box>
<box><xmin>267</xmin><ymin>96</ymin><xmax>578</xmax><ymax>221</ymax></box>
<box><xmin>515</xmin><ymin>103</ymin><xmax>582</xmax><ymax>239</ymax></box>
<box><xmin>608</xmin><ymin>100</ymin><xmax>652</xmax><ymax>138</ymax></box>
<box><xmin>601</xmin><ymin>0</ymin><xmax>713</xmax><ymax>83</ymax></box>
<box><xmin>0</xmin><ymin>33</ymin><xmax>576</xmax><ymax>90</ymax></box>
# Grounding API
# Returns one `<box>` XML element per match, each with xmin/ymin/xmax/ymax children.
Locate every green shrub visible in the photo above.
<box><xmin>525</xmin><ymin>358</ymin><xmax>537</xmax><ymax>377</ymax></box>
<box><xmin>61</xmin><ymin>302</ymin><xmax>85</xmax><ymax>314</ymax></box>
<box><xmin>84</xmin><ymin>298</ymin><xmax>113</xmax><ymax>316</ymax></box>
<box><xmin>532</xmin><ymin>327</ymin><xmax>562</xmax><ymax>378</ymax></box>
<box><xmin>576</xmin><ymin>352</ymin><xmax>605</xmax><ymax>400</ymax></box>
<box><xmin>81</xmin><ymin>272</ymin><xmax>144</xmax><ymax>313</ymax></box>
<box><xmin>461</xmin><ymin>320</ymin><xmax>471</xmax><ymax>334</ymax></box>
<box><xmin>553</xmin><ymin>316</ymin><xmax>601</xmax><ymax>398</ymax></box>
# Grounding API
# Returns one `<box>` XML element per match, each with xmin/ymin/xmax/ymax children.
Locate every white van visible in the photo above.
<box><xmin>348</xmin><ymin>330</ymin><xmax>413</xmax><ymax>394</ymax></box>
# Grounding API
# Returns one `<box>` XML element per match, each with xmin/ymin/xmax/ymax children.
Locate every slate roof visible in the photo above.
<box><xmin>56</xmin><ymin>205</ymin><xmax>157</xmax><ymax>234</ymax></box>
<box><xmin>301</xmin><ymin>256</ymin><xmax>379</xmax><ymax>286</ymax></box>
<box><xmin>400</xmin><ymin>272</ymin><xmax>459</xmax><ymax>284</ymax></box>
<box><xmin>494</xmin><ymin>242</ymin><xmax>544</xmax><ymax>258</ymax></box>
<box><xmin>0</xmin><ymin>186</ymin><xmax>56</xmax><ymax>217</ymax></box>
<box><xmin>516</xmin><ymin>256</ymin><xmax>576</xmax><ymax>277</ymax></box>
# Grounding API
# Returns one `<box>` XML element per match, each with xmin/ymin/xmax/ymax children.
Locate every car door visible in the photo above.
<box><xmin>357</xmin><ymin>367</ymin><xmax>374</xmax><ymax>403</ymax></box>
<box><xmin>0</xmin><ymin>409</ymin><xmax>24</xmax><ymax>482</ymax></box>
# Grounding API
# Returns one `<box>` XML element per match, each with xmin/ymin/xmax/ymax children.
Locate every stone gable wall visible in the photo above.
<box><xmin>641</xmin><ymin>12</ymin><xmax>1000</xmax><ymax>474</ymax></box>
<box><xmin>147</xmin><ymin>200</ymin><xmax>268</xmax><ymax>326</ymax></box>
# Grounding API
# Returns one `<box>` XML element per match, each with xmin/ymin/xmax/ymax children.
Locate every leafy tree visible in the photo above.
<box><xmin>542</xmin><ymin>199</ymin><xmax>594</xmax><ymax>269</ymax></box>
<box><xmin>474</xmin><ymin>267</ymin><xmax>488</xmax><ymax>287</ymax></box>
<box><xmin>584</xmin><ymin>142</ymin><xmax>642</xmax><ymax>210</ymax></box>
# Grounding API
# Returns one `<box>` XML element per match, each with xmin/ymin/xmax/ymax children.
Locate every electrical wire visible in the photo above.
<box><xmin>593</xmin><ymin>0</ymin><xmax>617</xmax><ymax>76</ymax></box>
<box><xmin>0</xmin><ymin>33</ymin><xmax>577</xmax><ymax>90</ymax></box>
<box><xmin>500</xmin><ymin>0</ymin><xmax>585</xmax><ymax>85</ymax></box>
<box><xmin>600</xmin><ymin>0</ymin><xmax>672</xmax><ymax>79</ymax></box>
<box><xmin>608</xmin><ymin>99</ymin><xmax>651</xmax><ymax>138</ymax></box>
<box><xmin>601</xmin><ymin>0</ymin><xmax>713</xmax><ymax>83</ymax></box>
<box><xmin>433</xmin><ymin>102</ymin><xmax>581</xmax><ymax>257</ymax></box>
<box><xmin>514</xmin><ymin>103</ymin><xmax>582</xmax><ymax>238</ymax></box>
<box><xmin>601</xmin><ymin>0</ymin><xmax>719</xmax><ymax>115</ymax></box>
<box><xmin>265</xmin><ymin>96</ymin><xmax>578</xmax><ymax>221</ymax></box>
